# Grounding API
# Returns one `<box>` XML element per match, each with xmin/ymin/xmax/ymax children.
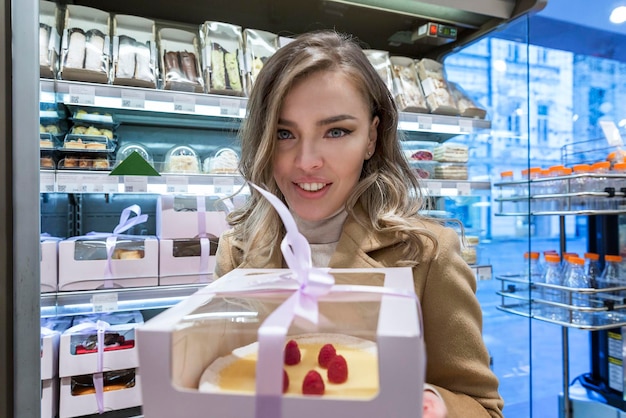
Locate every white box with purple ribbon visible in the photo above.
<box><xmin>41</xmin><ymin>327</ymin><xmax>61</xmax><ymax>380</ymax></box>
<box><xmin>156</xmin><ymin>194</ymin><xmax>231</xmax><ymax>240</ymax></box>
<box><xmin>59</xmin><ymin>370</ymin><xmax>142</xmax><ymax>417</ymax></box>
<box><xmin>138</xmin><ymin>266</ymin><xmax>425</xmax><ymax>418</ymax></box>
<box><xmin>57</xmin><ymin>204</ymin><xmax>158</xmax><ymax>291</ymax></box>
<box><xmin>158</xmin><ymin>237</ymin><xmax>218</xmax><ymax>285</ymax></box>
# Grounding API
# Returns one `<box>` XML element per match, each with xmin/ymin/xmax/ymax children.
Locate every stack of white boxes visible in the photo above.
<box><xmin>58</xmin><ymin>313</ymin><xmax>143</xmax><ymax>417</ymax></box>
<box><xmin>157</xmin><ymin>194</ymin><xmax>230</xmax><ymax>285</ymax></box>
<box><xmin>41</xmin><ymin>327</ymin><xmax>60</xmax><ymax>418</ymax></box>
<box><xmin>40</xmin><ymin>238</ymin><xmax>59</xmax><ymax>293</ymax></box>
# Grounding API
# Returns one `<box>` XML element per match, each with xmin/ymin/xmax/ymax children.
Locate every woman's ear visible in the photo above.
<box><xmin>367</xmin><ymin>116</ymin><xmax>379</xmax><ymax>158</ymax></box>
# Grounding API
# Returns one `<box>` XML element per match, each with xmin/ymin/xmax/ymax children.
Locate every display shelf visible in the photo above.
<box><xmin>40</xmin><ymin>283</ymin><xmax>206</xmax><ymax>318</ymax></box>
<box><xmin>41</xmin><ymin>170</ymin><xmax>490</xmax><ymax>197</ymax></box>
<box><xmin>496</xmin><ymin>274</ymin><xmax>626</xmax><ymax>330</ymax></box>
<box><xmin>46</xmin><ymin>79</ymin><xmax>491</xmax><ymax>137</ymax></box>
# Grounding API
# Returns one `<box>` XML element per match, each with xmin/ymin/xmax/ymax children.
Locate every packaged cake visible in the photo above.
<box><xmin>243</xmin><ymin>28</ymin><xmax>278</xmax><ymax>94</ymax></box>
<box><xmin>158</xmin><ymin>27</ymin><xmax>204</xmax><ymax>93</ymax></box>
<box><xmin>433</xmin><ymin>143</ymin><xmax>469</xmax><ymax>163</ymax></box>
<box><xmin>112</xmin><ymin>15</ymin><xmax>158</xmax><ymax>88</ymax></box>
<box><xmin>156</xmin><ymin>194</ymin><xmax>231</xmax><ymax>240</ymax></box>
<box><xmin>434</xmin><ymin>163</ymin><xmax>468</xmax><ymax>180</ymax></box>
<box><xmin>363</xmin><ymin>50</ymin><xmax>394</xmax><ymax>94</ymax></box>
<box><xmin>415</xmin><ymin>58</ymin><xmax>459</xmax><ymax>116</ymax></box>
<box><xmin>159</xmin><ymin>237</ymin><xmax>219</xmax><ymax>285</ymax></box>
<box><xmin>203</xmin><ymin>147</ymin><xmax>240</xmax><ymax>174</ymax></box>
<box><xmin>163</xmin><ymin>145</ymin><xmax>201</xmax><ymax>174</ymax></box>
<box><xmin>115</xmin><ymin>142</ymin><xmax>154</xmax><ymax>168</ymax></box>
<box><xmin>201</xmin><ymin>22</ymin><xmax>245</xmax><ymax>96</ymax></box>
<box><xmin>59</xmin><ymin>4</ymin><xmax>111</xmax><ymax>84</ymax></box>
<box><xmin>390</xmin><ymin>56</ymin><xmax>429</xmax><ymax>113</ymax></box>
<box><xmin>138</xmin><ymin>186</ymin><xmax>425</xmax><ymax>418</ymax></box>
<box><xmin>39</xmin><ymin>0</ymin><xmax>62</xmax><ymax>79</ymax></box>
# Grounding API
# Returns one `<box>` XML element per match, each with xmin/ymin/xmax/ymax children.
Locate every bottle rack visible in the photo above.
<box><xmin>496</xmin><ymin>273</ymin><xmax>626</xmax><ymax>330</ymax></box>
<box><xmin>493</xmin><ymin>172</ymin><xmax>626</xmax><ymax>216</ymax></box>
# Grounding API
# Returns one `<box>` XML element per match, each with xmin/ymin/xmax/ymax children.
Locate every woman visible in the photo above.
<box><xmin>215</xmin><ymin>30</ymin><xmax>504</xmax><ymax>418</ymax></box>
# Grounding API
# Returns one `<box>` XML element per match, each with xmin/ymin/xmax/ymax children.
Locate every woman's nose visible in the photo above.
<box><xmin>295</xmin><ymin>139</ymin><xmax>323</xmax><ymax>171</ymax></box>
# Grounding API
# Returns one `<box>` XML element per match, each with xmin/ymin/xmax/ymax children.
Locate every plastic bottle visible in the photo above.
<box><xmin>498</xmin><ymin>170</ymin><xmax>516</xmax><ymax>213</ymax></box>
<box><xmin>591</xmin><ymin>161</ymin><xmax>611</xmax><ymax>210</ymax></box>
<box><xmin>540</xmin><ymin>253</ymin><xmax>564</xmax><ymax>321</ymax></box>
<box><xmin>571</xmin><ymin>164</ymin><xmax>591</xmax><ymax>210</ymax></box>
<box><xmin>611</xmin><ymin>162</ymin><xmax>626</xmax><ymax>210</ymax></box>
<box><xmin>598</xmin><ymin>254</ymin><xmax>624</xmax><ymax>324</ymax></box>
<box><xmin>563</xmin><ymin>256</ymin><xmax>591</xmax><ymax>325</ymax></box>
<box><xmin>523</xmin><ymin>251</ymin><xmax>543</xmax><ymax>282</ymax></box>
<box><xmin>583</xmin><ymin>252</ymin><xmax>601</xmax><ymax>289</ymax></box>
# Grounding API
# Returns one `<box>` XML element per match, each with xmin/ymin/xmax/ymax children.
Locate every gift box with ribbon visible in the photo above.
<box><xmin>159</xmin><ymin>237</ymin><xmax>219</xmax><ymax>285</ymax></box>
<box><xmin>41</xmin><ymin>324</ymin><xmax>62</xmax><ymax>418</ymax></box>
<box><xmin>59</xmin><ymin>316</ymin><xmax>143</xmax><ymax>417</ymax></box>
<box><xmin>58</xmin><ymin>204</ymin><xmax>158</xmax><ymax>291</ymax></box>
<box><xmin>156</xmin><ymin>194</ymin><xmax>231</xmax><ymax>240</ymax></box>
<box><xmin>138</xmin><ymin>185</ymin><xmax>425</xmax><ymax>418</ymax></box>
<box><xmin>40</xmin><ymin>233</ymin><xmax>61</xmax><ymax>293</ymax></box>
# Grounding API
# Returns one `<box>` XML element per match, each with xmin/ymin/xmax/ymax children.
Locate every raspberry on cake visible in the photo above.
<box><xmin>198</xmin><ymin>333</ymin><xmax>378</xmax><ymax>399</ymax></box>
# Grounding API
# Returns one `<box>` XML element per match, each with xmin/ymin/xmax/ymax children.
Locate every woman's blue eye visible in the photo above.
<box><xmin>277</xmin><ymin>129</ymin><xmax>293</xmax><ymax>140</ymax></box>
<box><xmin>327</xmin><ymin>128</ymin><xmax>349</xmax><ymax>138</ymax></box>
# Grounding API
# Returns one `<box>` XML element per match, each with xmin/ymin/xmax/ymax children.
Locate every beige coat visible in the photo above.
<box><xmin>215</xmin><ymin>205</ymin><xmax>504</xmax><ymax>418</ymax></box>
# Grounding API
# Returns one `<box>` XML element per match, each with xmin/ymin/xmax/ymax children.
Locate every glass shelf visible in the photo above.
<box><xmin>41</xmin><ymin>283</ymin><xmax>206</xmax><ymax>318</ymax></box>
<box><xmin>496</xmin><ymin>274</ymin><xmax>626</xmax><ymax>330</ymax></box>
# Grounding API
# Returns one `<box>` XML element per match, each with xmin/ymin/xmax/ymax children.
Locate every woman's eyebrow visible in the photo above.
<box><xmin>317</xmin><ymin>114</ymin><xmax>357</xmax><ymax>126</ymax></box>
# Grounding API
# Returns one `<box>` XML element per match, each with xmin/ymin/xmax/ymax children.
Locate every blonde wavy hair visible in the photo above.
<box><xmin>228</xmin><ymin>30</ymin><xmax>440</xmax><ymax>267</ymax></box>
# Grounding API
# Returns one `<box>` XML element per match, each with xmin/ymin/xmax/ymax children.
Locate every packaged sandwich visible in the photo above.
<box><xmin>415</xmin><ymin>58</ymin><xmax>459</xmax><ymax>116</ymax></box>
<box><xmin>201</xmin><ymin>21</ymin><xmax>245</xmax><ymax>96</ymax></box>
<box><xmin>363</xmin><ymin>49</ymin><xmax>394</xmax><ymax>94</ymax></box>
<box><xmin>243</xmin><ymin>28</ymin><xmax>278</xmax><ymax>94</ymax></box>
<box><xmin>158</xmin><ymin>27</ymin><xmax>204</xmax><ymax>93</ymax></box>
<box><xmin>390</xmin><ymin>56</ymin><xmax>428</xmax><ymax>113</ymax></box>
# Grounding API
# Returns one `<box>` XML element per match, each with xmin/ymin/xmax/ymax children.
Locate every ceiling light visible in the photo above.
<box><xmin>609</xmin><ymin>5</ymin><xmax>626</xmax><ymax>24</ymax></box>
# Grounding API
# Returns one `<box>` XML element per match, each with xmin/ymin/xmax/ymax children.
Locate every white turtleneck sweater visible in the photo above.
<box><xmin>291</xmin><ymin>209</ymin><xmax>348</xmax><ymax>267</ymax></box>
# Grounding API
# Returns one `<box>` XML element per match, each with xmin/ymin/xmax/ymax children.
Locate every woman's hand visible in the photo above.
<box><xmin>423</xmin><ymin>389</ymin><xmax>448</xmax><ymax>418</ymax></box>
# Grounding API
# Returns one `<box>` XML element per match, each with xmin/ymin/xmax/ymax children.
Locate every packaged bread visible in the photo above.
<box><xmin>243</xmin><ymin>28</ymin><xmax>278</xmax><ymax>94</ymax></box>
<box><xmin>39</xmin><ymin>1</ymin><xmax>62</xmax><ymax>78</ymax></box>
<box><xmin>201</xmin><ymin>22</ymin><xmax>245</xmax><ymax>96</ymax></box>
<box><xmin>433</xmin><ymin>143</ymin><xmax>468</xmax><ymax>163</ymax></box>
<box><xmin>448</xmin><ymin>82</ymin><xmax>486</xmax><ymax>119</ymax></box>
<box><xmin>59</xmin><ymin>5</ymin><xmax>111</xmax><ymax>84</ymax></box>
<box><xmin>415</xmin><ymin>58</ymin><xmax>458</xmax><ymax>116</ymax></box>
<box><xmin>363</xmin><ymin>50</ymin><xmax>394</xmax><ymax>94</ymax></box>
<box><xmin>158</xmin><ymin>27</ymin><xmax>204</xmax><ymax>93</ymax></box>
<box><xmin>112</xmin><ymin>15</ymin><xmax>157</xmax><ymax>88</ymax></box>
<box><xmin>390</xmin><ymin>56</ymin><xmax>428</xmax><ymax>113</ymax></box>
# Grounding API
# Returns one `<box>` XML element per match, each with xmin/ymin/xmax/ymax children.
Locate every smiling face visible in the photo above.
<box><xmin>273</xmin><ymin>70</ymin><xmax>378</xmax><ymax>221</ymax></box>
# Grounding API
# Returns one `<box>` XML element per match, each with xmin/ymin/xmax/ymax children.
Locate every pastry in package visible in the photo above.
<box><xmin>390</xmin><ymin>56</ymin><xmax>428</xmax><ymax>113</ymax></box>
<box><xmin>243</xmin><ymin>28</ymin><xmax>278</xmax><ymax>94</ymax></box>
<box><xmin>39</xmin><ymin>0</ymin><xmax>61</xmax><ymax>78</ymax></box>
<box><xmin>415</xmin><ymin>58</ymin><xmax>459</xmax><ymax>116</ymax></box>
<box><xmin>363</xmin><ymin>50</ymin><xmax>394</xmax><ymax>94</ymax></box>
<box><xmin>448</xmin><ymin>82</ymin><xmax>486</xmax><ymax>119</ymax></box>
<box><xmin>202</xmin><ymin>22</ymin><xmax>245</xmax><ymax>96</ymax></box>
<box><xmin>112</xmin><ymin>15</ymin><xmax>158</xmax><ymax>88</ymax></box>
<box><xmin>158</xmin><ymin>27</ymin><xmax>204</xmax><ymax>93</ymax></box>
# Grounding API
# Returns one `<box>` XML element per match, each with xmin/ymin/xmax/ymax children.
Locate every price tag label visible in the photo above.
<box><xmin>103</xmin><ymin>175</ymin><xmax>120</xmax><ymax>193</ymax></box>
<box><xmin>477</xmin><ymin>266</ymin><xmax>492</xmax><ymax>281</ymax></box>
<box><xmin>417</xmin><ymin>115</ymin><xmax>432</xmax><ymax>130</ymax></box>
<box><xmin>92</xmin><ymin>293</ymin><xmax>118</xmax><ymax>312</ymax></box>
<box><xmin>214</xmin><ymin>176</ymin><xmax>235</xmax><ymax>194</ymax></box>
<box><xmin>123</xmin><ymin>176</ymin><xmax>148</xmax><ymax>193</ymax></box>
<box><xmin>457</xmin><ymin>182</ymin><xmax>471</xmax><ymax>196</ymax></box>
<box><xmin>166</xmin><ymin>175</ymin><xmax>189</xmax><ymax>193</ymax></box>
<box><xmin>83</xmin><ymin>173</ymin><xmax>115</xmax><ymax>192</ymax></box>
<box><xmin>219</xmin><ymin>98</ymin><xmax>240</xmax><ymax>116</ymax></box>
<box><xmin>40</xmin><ymin>171</ymin><xmax>55</xmax><ymax>193</ymax></box>
<box><xmin>426</xmin><ymin>181</ymin><xmax>442</xmax><ymax>196</ymax></box>
<box><xmin>56</xmin><ymin>173</ymin><xmax>81</xmax><ymax>193</ymax></box>
<box><xmin>121</xmin><ymin>89</ymin><xmax>146</xmax><ymax>109</ymax></box>
<box><xmin>459</xmin><ymin>119</ymin><xmax>473</xmax><ymax>133</ymax></box>
<box><xmin>68</xmin><ymin>84</ymin><xmax>95</xmax><ymax>105</ymax></box>
<box><xmin>173</xmin><ymin>94</ymin><xmax>196</xmax><ymax>112</ymax></box>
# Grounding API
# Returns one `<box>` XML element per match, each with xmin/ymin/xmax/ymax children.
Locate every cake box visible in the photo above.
<box><xmin>159</xmin><ymin>237</ymin><xmax>218</xmax><ymax>285</ymax></box>
<box><xmin>40</xmin><ymin>238</ymin><xmax>59</xmax><ymax>293</ymax></box>
<box><xmin>58</xmin><ymin>204</ymin><xmax>158</xmax><ymax>290</ymax></box>
<box><xmin>156</xmin><ymin>194</ymin><xmax>231</xmax><ymax>240</ymax></box>
<box><xmin>41</xmin><ymin>378</ymin><xmax>58</xmax><ymax>418</ymax></box>
<box><xmin>137</xmin><ymin>267</ymin><xmax>425</xmax><ymax>418</ymax></box>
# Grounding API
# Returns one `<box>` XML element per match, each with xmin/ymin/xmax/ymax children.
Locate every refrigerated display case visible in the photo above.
<box><xmin>1</xmin><ymin>1</ymin><xmax>547</xmax><ymax>417</ymax></box>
